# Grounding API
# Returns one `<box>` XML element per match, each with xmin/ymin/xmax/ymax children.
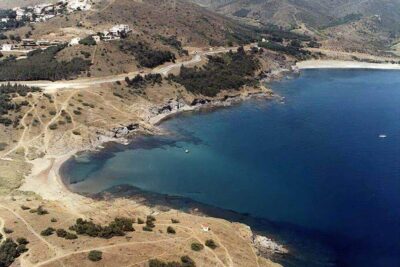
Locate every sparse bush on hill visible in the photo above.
<box><xmin>119</xmin><ymin>41</ymin><xmax>176</xmax><ymax>68</ymax></box>
<box><xmin>0</xmin><ymin>143</ymin><xmax>7</xmax><ymax>151</ymax></box>
<box><xmin>158</xmin><ymin>35</ymin><xmax>188</xmax><ymax>56</ymax></box>
<box><xmin>88</xmin><ymin>250</ymin><xmax>102</xmax><ymax>262</ymax></box>
<box><xmin>0</xmin><ymin>83</ymin><xmax>41</xmax><ymax>126</ymax></box>
<box><xmin>79</xmin><ymin>36</ymin><xmax>96</xmax><ymax>46</ymax></box>
<box><xmin>69</xmin><ymin>217</ymin><xmax>134</xmax><ymax>239</ymax></box>
<box><xmin>40</xmin><ymin>227</ymin><xmax>55</xmax><ymax>236</ymax></box>
<box><xmin>0</xmin><ymin>45</ymin><xmax>91</xmax><ymax>81</ymax></box>
<box><xmin>56</xmin><ymin>229</ymin><xmax>68</xmax><ymax>238</ymax></box>
<box><xmin>20</xmin><ymin>205</ymin><xmax>30</xmax><ymax>210</ymax></box>
<box><xmin>125</xmin><ymin>74</ymin><xmax>162</xmax><ymax>89</ymax></box>
<box><xmin>170</xmin><ymin>47</ymin><xmax>260</xmax><ymax>97</ymax></box>
<box><xmin>149</xmin><ymin>255</ymin><xmax>196</xmax><ymax>267</ymax></box>
<box><xmin>191</xmin><ymin>242</ymin><xmax>204</xmax><ymax>251</ymax></box>
<box><xmin>0</xmin><ymin>238</ymin><xmax>29</xmax><ymax>267</ymax></box>
<box><xmin>205</xmin><ymin>239</ymin><xmax>217</xmax><ymax>249</ymax></box>
<box><xmin>167</xmin><ymin>226</ymin><xmax>176</xmax><ymax>234</ymax></box>
<box><xmin>30</xmin><ymin>206</ymin><xmax>49</xmax><ymax>215</ymax></box>
<box><xmin>261</xmin><ymin>24</ymin><xmax>312</xmax><ymax>42</ymax></box>
<box><xmin>142</xmin><ymin>226</ymin><xmax>153</xmax><ymax>232</ymax></box>
<box><xmin>258</xmin><ymin>41</ymin><xmax>311</xmax><ymax>59</ymax></box>
<box><xmin>16</xmin><ymin>238</ymin><xmax>29</xmax><ymax>246</ymax></box>
<box><xmin>3</xmin><ymin>228</ymin><xmax>13</xmax><ymax>234</ymax></box>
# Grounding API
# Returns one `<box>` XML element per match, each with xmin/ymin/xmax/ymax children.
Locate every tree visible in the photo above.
<box><xmin>191</xmin><ymin>242</ymin><xmax>204</xmax><ymax>251</ymax></box>
<box><xmin>205</xmin><ymin>239</ymin><xmax>217</xmax><ymax>249</ymax></box>
<box><xmin>40</xmin><ymin>227</ymin><xmax>55</xmax><ymax>236</ymax></box>
<box><xmin>88</xmin><ymin>250</ymin><xmax>102</xmax><ymax>262</ymax></box>
<box><xmin>167</xmin><ymin>226</ymin><xmax>176</xmax><ymax>234</ymax></box>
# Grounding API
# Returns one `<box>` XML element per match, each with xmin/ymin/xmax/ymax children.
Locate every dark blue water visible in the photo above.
<box><xmin>62</xmin><ymin>70</ymin><xmax>400</xmax><ymax>267</ymax></box>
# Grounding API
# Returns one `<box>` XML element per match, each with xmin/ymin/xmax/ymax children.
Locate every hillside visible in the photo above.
<box><xmin>190</xmin><ymin>0</ymin><xmax>400</xmax><ymax>52</ymax></box>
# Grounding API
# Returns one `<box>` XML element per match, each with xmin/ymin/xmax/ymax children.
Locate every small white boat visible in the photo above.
<box><xmin>185</xmin><ymin>149</ymin><xmax>190</xmax><ymax>153</ymax></box>
<box><xmin>379</xmin><ymin>134</ymin><xmax>387</xmax><ymax>138</ymax></box>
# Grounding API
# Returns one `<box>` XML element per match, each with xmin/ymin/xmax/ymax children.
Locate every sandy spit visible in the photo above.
<box><xmin>297</xmin><ymin>60</ymin><xmax>400</xmax><ymax>70</ymax></box>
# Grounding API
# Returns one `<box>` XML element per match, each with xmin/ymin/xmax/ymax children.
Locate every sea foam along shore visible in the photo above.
<box><xmin>297</xmin><ymin>60</ymin><xmax>400</xmax><ymax>70</ymax></box>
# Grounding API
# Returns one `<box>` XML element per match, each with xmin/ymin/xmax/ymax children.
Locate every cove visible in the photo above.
<box><xmin>61</xmin><ymin>69</ymin><xmax>400</xmax><ymax>267</ymax></box>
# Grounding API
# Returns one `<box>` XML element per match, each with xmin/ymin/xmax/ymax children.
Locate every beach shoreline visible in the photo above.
<box><xmin>22</xmin><ymin>87</ymin><xmax>275</xmax><ymax>211</ymax></box>
<box><xmin>297</xmin><ymin>60</ymin><xmax>400</xmax><ymax>70</ymax></box>
<box><xmin>24</xmin><ymin>58</ymin><xmax>400</xmax><ymax>208</ymax></box>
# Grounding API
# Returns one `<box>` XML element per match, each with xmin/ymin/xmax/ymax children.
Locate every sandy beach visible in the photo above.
<box><xmin>297</xmin><ymin>60</ymin><xmax>400</xmax><ymax>70</ymax></box>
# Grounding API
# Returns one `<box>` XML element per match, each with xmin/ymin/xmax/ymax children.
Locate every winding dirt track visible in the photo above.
<box><xmin>0</xmin><ymin>47</ymin><xmax>238</xmax><ymax>92</ymax></box>
<box><xmin>0</xmin><ymin>204</ymin><xmax>59</xmax><ymax>254</ymax></box>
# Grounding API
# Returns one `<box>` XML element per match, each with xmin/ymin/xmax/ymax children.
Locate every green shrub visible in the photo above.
<box><xmin>64</xmin><ymin>232</ymin><xmax>78</xmax><ymax>240</ymax></box>
<box><xmin>205</xmin><ymin>239</ymin><xmax>217</xmax><ymax>249</ymax></box>
<box><xmin>88</xmin><ymin>250</ymin><xmax>102</xmax><ymax>262</ymax></box>
<box><xmin>16</xmin><ymin>238</ymin><xmax>29</xmax><ymax>245</ymax></box>
<box><xmin>16</xmin><ymin>244</ymin><xmax>28</xmax><ymax>254</ymax></box>
<box><xmin>0</xmin><ymin>238</ymin><xmax>22</xmax><ymax>266</ymax></box>
<box><xmin>56</xmin><ymin>229</ymin><xmax>67</xmax><ymax>238</ymax></box>
<box><xmin>79</xmin><ymin>36</ymin><xmax>96</xmax><ymax>46</ymax></box>
<box><xmin>49</xmin><ymin>124</ymin><xmax>58</xmax><ymax>130</ymax></box>
<box><xmin>20</xmin><ymin>205</ymin><xmax>30</xmax><ymax>210</ymax></box>
<box><xmin>40</xmin><ymin>227</ymin><xmax>55</xmax><ymax>236</ymax></box>
<box><xmin>167</xmin><ymin>226</ymin><xmax>176</xmax><ymax>234</ymax></box>
<box><xmin>30</xmin><ymin>206</ymin><xmax>49</xmax><ymax>215</ymax></box>
<box><xmin>0</xmin><ymin>84</ymin><xmax>41</xmax><ymax>126</ymax></box>
<box><xmin>137</xmin><ymin>218</ymin><xmax>144</xmax><ymax>224</ymax></box>
<box><xmin>0</xmin><ymin>45</ymin><xmax>90</xmax><ymax>81</ymax></box>
<box><xmin>119</xmin><ymin>41</ymin><xmax>175</xmax><ymax>68</ymax></box>
<box><xmin>171</xmin><ymin>47</ymin><xmax>260</xmax><ymax>97</ymax></box>
<box><xmin>258</xmin><ymin>41</ymin><xmax>310</xmax><ymax>59</ymax></box>
<box><xmin>181</xmin><ymin>255</ymin><xmax>196</xmax><ymax>267</ymax></box>
<box><xmin>171</xmin><ymin>218</ymin><xmax>180</xmax><ymax>224</ymax></box>
<box><xmin>69</xmin><ymin>217</ymin><xmax>134</xmax><ymax>239</ymax></box>
<box><xmin>148</xmin><ymin>256</ymin><xmax>196</xmax><ymax>267</ymax></box>
<box><xmin>0</xmin><ymin>143</ymin><xmax>7</xmax><ymax>151</ymax></box>
<box><xmin>3</xmin><ymin>228</ymin><xmax>13</xmax><ymax>234</ymax></box>
<box><xmin>142</xmin><ymin>226</ymin><xmax>153</xmax><ymax>232</ymax></box>
<box><xmin>191</xmin><ymin>242</ymin><xmax>204</xmax><ymax>251</ymax></box>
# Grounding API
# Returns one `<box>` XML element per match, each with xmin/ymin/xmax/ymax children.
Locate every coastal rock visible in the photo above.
<box><xmin>191</xmin><ymin>98</ymin><xmax>211</xmax><ymax>106</ymax></box>
<box><xmin>112</xmin><ymin>123</ymin><xmax>139</xmax><ymax>138</ymax></box>
<box><xmin>156</xmin><ymin>99</ymin><xmax>187</xmax><ymax>114</ymax></box>
<box><xmin>253</xmin><ymin>235</ymin><xmax>288</xmax><ymax>255</ymax></box>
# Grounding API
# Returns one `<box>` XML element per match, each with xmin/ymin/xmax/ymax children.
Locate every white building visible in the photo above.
<box><xmin>13</xmin><ymin>8</ymin><xmax>25</xmax><ymax>21</ymax></box>
<box><xmin>109</xmin><ymin>24</ymin><xmax>131</xmax><ymax>36</ymax></box>
<box><xmin>67</xmin><ymin>0</ymin><xmax>92</xmax><ymax>12</ymax></box>
<box><xmin>69</xmin><ymin>37</ymin><xmax>81</xmax><ymax>46</ymax></box>
<box><xmin>1</xmin><ymin>18</ymin><xmax>9</xmax><ymax>23</ymax></box>
<box><xmin>1</xmin><ymin>44</ymin><xmax>14</xmax><ymax>51</ymax></box>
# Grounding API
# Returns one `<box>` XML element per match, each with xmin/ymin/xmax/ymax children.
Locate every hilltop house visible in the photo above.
<box><xmin>13</xmin><ymin>8</ymin><xmax>25</xmax><ymax>21</ymax></box>
<box><xmin>69</xmin><ymin>37</ymin><xmax>81</xmax><ymax>46</ymax></box>
<box><xmin>1</xmin><ymin>44</ymin><xmax>14</xmax><ymax>51</ymax></box>
<box><xmin>101</xmin><ymin>24</ymin><xmax>132</xmax><ymax>41</ymax></box>
<box><xmin>65</xmin><ymin>0</ymin><xmax>92</xmax><ymax>12</ymax></box>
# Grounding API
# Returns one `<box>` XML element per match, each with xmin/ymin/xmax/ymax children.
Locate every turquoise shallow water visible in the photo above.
<box><xmin>62</xmin><ymin>70</ymin><xmax>400</xmax><ymax>267</ymax></box>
